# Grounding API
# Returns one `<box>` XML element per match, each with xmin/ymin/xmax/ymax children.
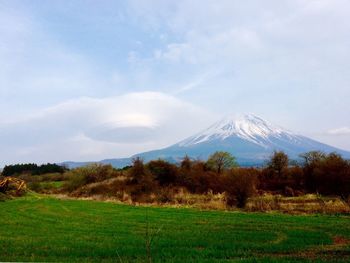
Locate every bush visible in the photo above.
<box><xmin>259</xmin><ymin>165</ymin><xmax>304</xmax><ymax>193</ymax></box>
<box><xmin>156</xmin><ymin>187</ymin><xmax>175</xmax><ymax>203</ymax></box>
<box><xmin>28</xmin><ymin>182</ymin><xmax>42</xmax><ymax>192</ymax></box>
<box><xmin>147</xmin><ymin>159</ymin><xmax>178</xmax><ymax>186</ymax></box>
<box><xmin>40</xmin><ymin>173</ymin><xmax>67</xmax><ymax>182</ymax></box>
<box><xmin>224</xmin><ymin>168</ymin><xmax>258</xmax><ymax>208</ymax></box>
<box><xmin>301</xmin><ymin>152</ymin><xmax>350</xmax><ymax>199</ymax></box>
<box><xmin>63</xmin><ymin>164</ymin><xmax>119</xmax><ymax>192</ymax></box>
<box><xmin>128</xmin><ymin>158</ymin><xmax>157</xmax><ymax>202</ymax></box>
<box><xmin>63</xmin><ymin>174</ymin><xmax>86</xmax><ymax>192</ymax></box>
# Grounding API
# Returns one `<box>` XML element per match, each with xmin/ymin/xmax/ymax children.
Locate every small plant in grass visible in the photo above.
<box><xmin>144</xmin><ymin>209</ymin><xmax>163</xmax><ymax>263</ymax></box>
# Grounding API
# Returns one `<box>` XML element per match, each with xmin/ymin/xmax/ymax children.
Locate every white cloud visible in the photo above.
<box><xmin>328</xmin><ymin>127</ymin><xmax>350</xmax><ymax>135</ymax></box>
<box><xmin>0</xmin><ymin>92</ymin><xmax>215</xmax><ymax>165</ymax></box>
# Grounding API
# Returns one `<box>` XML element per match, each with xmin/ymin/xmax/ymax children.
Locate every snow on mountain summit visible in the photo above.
<box><xmin>178</xmin><ymin>114</ymin><xmax>295</xmax><ymax>147</ymax></box>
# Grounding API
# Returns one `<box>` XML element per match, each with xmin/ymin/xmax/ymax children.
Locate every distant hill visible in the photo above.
<box><xmin>62</xmin><ymin>114</ymin><xmax>350</xmax><ymax>168</ymax></box>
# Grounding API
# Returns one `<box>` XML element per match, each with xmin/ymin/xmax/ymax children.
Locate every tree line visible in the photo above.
<box><xmin>126</xmin><ymin>150</ymin><xmax>350</xmax><ymax>207</ymax></box>
<box><xmin>3</xmin><ymin>150</ymin><xmax>350</xmax><ymax>208</ymax></box>
<box><xmin>1</xmin><ymin>163</ymin><xmax>67</xmax><ymax>177</ymax></box>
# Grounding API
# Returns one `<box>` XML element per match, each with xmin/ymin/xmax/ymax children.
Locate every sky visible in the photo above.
<box><xmin>1</xmin><ymin>0</ymin><xmax>350</xmax><ymax>165</ymax></box>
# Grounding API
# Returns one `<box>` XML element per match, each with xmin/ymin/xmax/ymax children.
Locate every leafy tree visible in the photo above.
<box><xmin>206</xmin><ymin>151</ymin><xmax>237</xmax><ymax>174</ymax></box>
<box><xmin>300</xmin><ymin>151</ymin><xmax>326</xmax><ymax>166</ymax></box>
<box><xmin>268</xmin><ymin>151</ymin><xmax>289</xmax><ymax>178</ymax></box>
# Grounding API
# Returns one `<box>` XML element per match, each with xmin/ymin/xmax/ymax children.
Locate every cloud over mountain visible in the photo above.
<box><xmin>0</xmin><ymin>92</ymin><xmax>214</xmax><ymax>166</ymax></box>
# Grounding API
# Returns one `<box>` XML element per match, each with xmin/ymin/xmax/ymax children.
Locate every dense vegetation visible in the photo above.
<box><xmin>2</xmin><ymin>151</ymin><xmax>350</xmax><ymax>210</ymax></box>
<box><xmin>0</xmin><ymin>196</ymin><xmax>349</xmax><ymax>262</ymax></box>
<box><xmin>79</xmin><ymin>150</ymin><xmax>349</xmax><ymax>208</ymax></box>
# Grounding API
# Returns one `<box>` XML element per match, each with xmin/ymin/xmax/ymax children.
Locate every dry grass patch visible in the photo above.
<box><xmin>246</xmin><ymin>194</ymin><xmax>350</xmax><ymax>214</ymax></box>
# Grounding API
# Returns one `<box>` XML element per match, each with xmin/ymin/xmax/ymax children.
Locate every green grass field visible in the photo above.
<box><xmin>1</xmin><ymin>195</ymin><xmax>349</xmax><ymax>262</ymax></box>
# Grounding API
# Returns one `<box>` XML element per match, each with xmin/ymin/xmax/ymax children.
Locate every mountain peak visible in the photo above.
<box><xmin>64</xmin><ymin>113</ymin><xmax>350</xmax><ymax>168</ymax></box>
<box><xmin>178</xmin><ymin>113</ymin><xmax>293</xmax><ymax>147</ymax></box>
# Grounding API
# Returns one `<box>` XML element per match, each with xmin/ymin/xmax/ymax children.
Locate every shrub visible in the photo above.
<box><xmin>301</xmin><ymin>152</ymin><xmax>350</xmax><ymax>199</ymax></box>
<box><xmin>28</xmin><ymin>182</ymin><xmax>42</xmax><ymax>192</ymax></box>
<box><xmin>63</xmin><ymin>164</ymin><xmax>119</xmax><ymax>192</ymax></box>
<box><xmin>180</xmin><ymin>161</ymin><xmax>223</xmax><ymax>193</ymax></box>
<box><xmin>128</xmin><ymin>158</ymin><xmax>157</xmax><ymax>202</ymax></box>
<box><xmin>63</xmin><ymin>174</ymin><xmax>86</xmax><ymax>192</ymax></box>
<box><xmin>40</xmin><ymin>173</ymin><xmax>67</xmax><ymax>182</ymax></box>
<box><xmin>147</xmin><ymin>159</ymin><xmax>178</xmax><ymax>186</ymax></box>
<box><xmin>224</xmin><ymin>168</ymin><xmax>258</xmax><ymax>208</ymax></box>
<box><xmin>284</xmin><ymin>186</ymin><xmax>294</xmax><ymax>197</ymax></box>
<box><xmin>259</xmin><ymin>164</ymin><xmax>304</xmax><ymax>193</ymax></box>
<box><xmin>156</xmin><ymin>187</ymin><xmax>175</xmax><ymax>203</ymax></box>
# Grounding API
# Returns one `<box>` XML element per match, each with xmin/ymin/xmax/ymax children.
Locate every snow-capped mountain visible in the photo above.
<box><xmin>63</xmin><ymin>114</ymin><xmax>350</xmax><ymax>168</ymax></box>
<box><xmin>178</xmin><ymin>114</ymin><xmax>296</xmax><ymax>148</ymax></box>
<box><xmin>133</xmin><ymin>114</ymin><xmax>350</xmax><ymax>166</ymax></box>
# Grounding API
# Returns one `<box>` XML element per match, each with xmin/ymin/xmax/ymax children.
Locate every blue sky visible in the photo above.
<box><xmin>1</xmin><ymin>0</ymin><xmax>350</xmax><ymax>165</ymax></box>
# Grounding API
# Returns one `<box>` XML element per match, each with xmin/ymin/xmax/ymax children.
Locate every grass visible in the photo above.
<box><xmin>246</xmin><ymin>194</ymin><xmax>350</xmax><ymax>214</ymax></box>
<box><xmin>0</xmin><ymin>194</ymin><xmax>349</xmax><ymax>262</ymax></box>
<box><xmin>40</xmin><ymin>181</ymin><xmax>65</xmax><ymax>188</ymax></box>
